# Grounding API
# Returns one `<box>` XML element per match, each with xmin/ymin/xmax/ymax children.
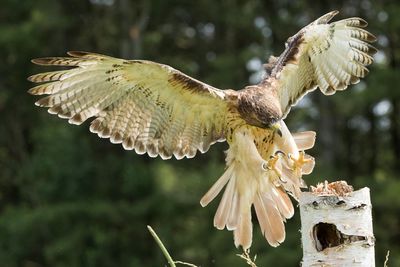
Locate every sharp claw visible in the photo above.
<box><xmin>266</xmin><ymin>153</ymin><xmax>283</xmax><ymax>179</ymax></box>
<box><xmin>262</xmin><ymin>162</ymin><xmax>268</xmax><ymax>171</ymax></box>
<box><xmin>266</xmin><ymin>155</ymin><xmax>279</xmax><ymax>170</ymax></box>
<box><xmin>278</xmin><ymin>174</ymin><xmax>287</xmax><ymax>184</ymax></box>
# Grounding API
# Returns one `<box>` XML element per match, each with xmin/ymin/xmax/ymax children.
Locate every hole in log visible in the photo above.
<box><xmin>312</xmin><ymin>223</ymin><xmax>367</xmax><ymax>252</ymax></box>
<box><xmin>313</xmin><ymin>223</ymin><xmax>341</xmax><ymax>251</ymax></box>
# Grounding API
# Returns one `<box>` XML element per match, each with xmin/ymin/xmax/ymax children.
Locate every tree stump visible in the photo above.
<box><xmin>299</xmin><ymin>181</ymin><xmax>375</xmax><ymax>267</ymax></box>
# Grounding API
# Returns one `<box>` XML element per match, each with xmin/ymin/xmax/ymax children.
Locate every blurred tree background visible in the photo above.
<box><xmin>0</xmin><ymin>0</ymin><xmax>399</xmax><ymax>266</ymax></box>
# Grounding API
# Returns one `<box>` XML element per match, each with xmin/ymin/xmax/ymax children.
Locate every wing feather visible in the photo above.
<box><xmin>29</xmin><ymin>52</ymin><xmax>230</xmax><ymax>159</ymax></box>
<box><xmin>268</xmin><ymin>11</ymin><xmax>376</xmax><ymax>116</ymax></box>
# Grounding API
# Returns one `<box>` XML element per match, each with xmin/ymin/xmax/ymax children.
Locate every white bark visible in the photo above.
<box><xmin>299</xmin><ymin>181</ymin><xmax>375</xmax><ymax>267</ymax></box>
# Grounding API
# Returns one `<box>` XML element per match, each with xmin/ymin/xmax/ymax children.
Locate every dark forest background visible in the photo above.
<box><xmin>0</xmin><ymin>0</ymin><xmax>399</xmax><ymax>266</ymax></box>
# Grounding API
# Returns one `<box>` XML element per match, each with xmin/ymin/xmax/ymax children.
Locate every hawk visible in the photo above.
<box><xmin>28</xmin><ymin>11</ymin><xmax>376</xmax><ymax>249</ymax></box>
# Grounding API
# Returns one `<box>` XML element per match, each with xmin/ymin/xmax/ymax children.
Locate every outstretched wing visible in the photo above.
<box><xmin>28</xmin><ymin>52</ymin><xmax>229</xmax><ymax>159</ymax></box>
<box><xmin>268</xmin><ymin>10</ymin><xmax>377</xmax><ymax>116</ymax></box>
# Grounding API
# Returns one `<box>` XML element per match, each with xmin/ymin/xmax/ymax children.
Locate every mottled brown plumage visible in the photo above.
<box><xmin>237</xmin><ymin>85</ymin><xmax>282</xmax><ymax>128</ymax></box>
<box><xmin>28</xmin><ymin>11</ymin><xmax>375</xmax><ymax>249</ymax></box>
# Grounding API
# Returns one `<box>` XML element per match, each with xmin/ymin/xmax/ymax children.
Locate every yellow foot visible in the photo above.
<box><xmin>289</xmin><ymin>151</ymin><xmax>313</xmax><ymax>171</ymax></box>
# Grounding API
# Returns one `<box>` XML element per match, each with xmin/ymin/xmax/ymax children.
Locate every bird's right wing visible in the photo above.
<box><xmin>29</xmin><ymin>52</ymin><xmax>231</xmax><ymax>159</ymax></box>
<box><xmin>267</xmin><ymin>11</ymin><xmax>376</xmax><ymax>117</ymax></box>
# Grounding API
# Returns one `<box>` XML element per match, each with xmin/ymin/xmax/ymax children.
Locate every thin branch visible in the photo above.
<box><xmin>384</xmin><ymin>250</ymin><xmax>390</xmax><ymax>267</ymax></box>
<box><xmin>236</xmin><ymin>249</ymin><xmax>258</xmax><ymax>267</ymax></box>
<box><xmin>147</xmin><ymin>225</ymin><xmax>199</xmax><ymax>267</ymax></box>
<box><xmin>147</xmin><ymin>225</ymin><xmax>176</xmax><ymax>267</ymax></box>
<box><xmin>174</xmin><ymin>261</ymin><xmax>198</xmax><ymax>267</ymax></box>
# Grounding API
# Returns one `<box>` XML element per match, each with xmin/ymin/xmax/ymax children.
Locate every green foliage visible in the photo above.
<box><xmin>0</xmin><ymin>0</ymin><xmax>399</xmax><ymax>266</ymax></box>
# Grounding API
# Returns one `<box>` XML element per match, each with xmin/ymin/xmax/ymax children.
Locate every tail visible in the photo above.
<box><xmin>200</xmin><ymin>121</ymin><xmax>315</xmax><ymax>249</ymax></box>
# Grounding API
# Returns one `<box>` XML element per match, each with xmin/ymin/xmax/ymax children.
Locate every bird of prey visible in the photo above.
<box><xmin>28</xmin><ymin>11</ymin><xmax>376</xmax><ymax>249</ymax></box>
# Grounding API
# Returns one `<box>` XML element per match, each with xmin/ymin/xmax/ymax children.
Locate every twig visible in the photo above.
<box><xmin>236</xmin><ymin>249</ymin><xmax>258</xmax><ymax>267</ymax></box>
<box><xmin>147</xmin><ymin>225</ymin><xmax>199</xmax><ymax>267</ymax></box>
<box><xmin>147</xmin><ymin>225</ymin><xmax>176</xmax><ymax>267</ymax></box>
<box><xmin>174</xmin><ymin>261</ymin><xmax>198</xmax><ymax>267</ymax></box>
<box><xmin>384</xmin><ymin>250</ymin><xmax>390</xmax><ymax>267</ymax></box>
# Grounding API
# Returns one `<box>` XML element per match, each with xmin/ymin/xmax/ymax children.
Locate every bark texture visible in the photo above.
<box><xmin>300</xmin><ymin>181</ymin><xmax>375</xmax><ymax>267</ymax></box>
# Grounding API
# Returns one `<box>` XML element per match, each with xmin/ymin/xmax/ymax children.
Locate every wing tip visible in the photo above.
<box><xmin>368</xmin><ymin>32</ymin><xmax>378</xmax><ymax>43</ymax></box>
<box><xmin>331</xmin><ymin>10</ymin><xmax>340</xmax><ymax>16</ymax></box>
<box><xmin>368</xmin><ymin>44</ymin><xmax>378</xmax><ymax>55</ymax></box>
<box><xmin>31</xmin><ymin>58</ymin><xmax>52</xmax><ymax>65</ymax></box>
<box><xmin>314</xmin><ymin>10</ymin><xmax>339</xmax><ymax>25</ymax></box>
<box><xmin>27</xmin><ymin>74</ymin><xmax>37</xmax><ymax>82</ymax></box>
<box><xmin>357</xmin><ymin>18</ymin><xmax>368</xmax><ymax>28</ymax></box>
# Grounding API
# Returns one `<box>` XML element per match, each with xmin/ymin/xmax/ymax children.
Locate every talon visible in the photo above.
<box><xmin>278</xmin><ymin>174</ymin><xmax>287</xmax><ymax>184</ymax></box>
<box><xmin>274</xmin><ymin>150</ymin><xmax>285</xmax><ymax>157</ymax></box>
<box><xmin>262</xmin><ymin>162</ymin><xmax>268</xmax><ymax>171</ymax></box>
<box><xmin>266</xmin><ymin>154</ymin><xmax>282</xmax><ymax>177</ymax></box>
<box><xmin>289</xmin><ymin>151</ymin><xmax>313</xmax><ymax>170</ymax></box>
<box><xmin>266</xmin><ymin>155</ymin><xmax>279</xmax><ymax>170</ymax></box>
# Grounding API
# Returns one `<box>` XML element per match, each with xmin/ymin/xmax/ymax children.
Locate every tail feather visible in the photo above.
<box><xmin>234</xmin><ymin>210</ymin><xmax>253</xmax><ymax>249</ymax></box>
<box><xmin>200</xmin><ymin>165</ymin><xmax>233</xmax><ymax>207</ymax></box>
<box><xmin>271</xmin><ymin>186</ymin><xmax>294</xmax><ymax>219</ymax></box>
<box><xmin>254</xmin><ymin>193</ymin><xmax>285</xmax><ymax>247</ymax></box>
<box><xmin>214</xmin><ymin>176</ymin><xmax>236</xmax><ymax>230</ymax></box>
<box><xmin>227</xmin><ymin>191</ymin><xmax>239</xmax><ymax>230</ymax></box>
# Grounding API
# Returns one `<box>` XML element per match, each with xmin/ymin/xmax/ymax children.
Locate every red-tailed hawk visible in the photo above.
<box><xmin>28</xmin><ymin>11</ymin><xmax>375</xmax><ymax>249</ymax></box>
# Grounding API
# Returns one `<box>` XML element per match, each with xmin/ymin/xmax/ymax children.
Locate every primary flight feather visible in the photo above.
<box><xmin>28</xmin><ymin>11</ymin><xmax>375</xmax><ymax>249</ymax></box>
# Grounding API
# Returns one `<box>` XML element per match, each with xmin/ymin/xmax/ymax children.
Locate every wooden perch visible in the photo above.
<box><xmin>299</xmin><ymin>181</ymin><xmax>375</xmax><ymax>267</ymax></box>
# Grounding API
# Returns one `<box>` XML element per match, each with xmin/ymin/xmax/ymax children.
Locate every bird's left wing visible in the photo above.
<box><xmin>267</xmin><ymin>11</ymin><xmax>377</xmax><ymax>117</ymax></box>
<box><xmin>28</xmin><ymin>52</ymin><xmax>230</xmax><ymax>159</ymax></box>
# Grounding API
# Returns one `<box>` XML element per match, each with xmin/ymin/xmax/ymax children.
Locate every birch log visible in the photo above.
<box><xmin>299</xmin><ymin>181</ymin><xmax>375</xmax><ymax>267</ymax></box>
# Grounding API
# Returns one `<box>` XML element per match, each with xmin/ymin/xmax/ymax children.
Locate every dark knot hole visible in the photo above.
<box><xmin>313</xmin><ymin>223</ymin><xmax>343</xmax><ymax>252</ymax></box>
